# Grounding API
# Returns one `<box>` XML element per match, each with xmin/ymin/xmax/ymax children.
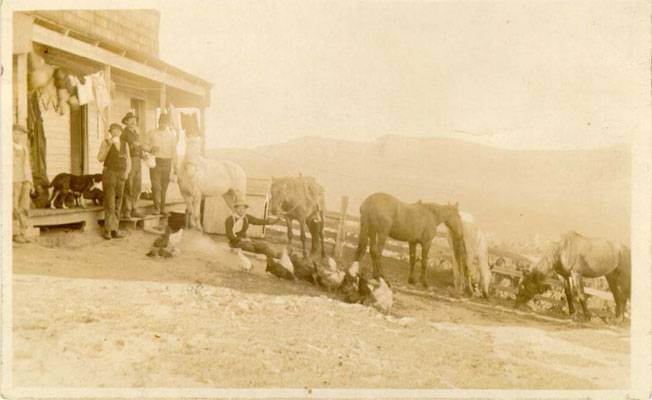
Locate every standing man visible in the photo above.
<box><xmin>97</xmin><ymin>123</ymin><xmax>131</xmax><ymax>240</ymax></box>
<box><xmin>120</xmin><ymin>111</ymin><xmax>145</xmax><ymax>218</ymax></box>
<box><xmin>13</xmin><ymin>125</ymin><xmax>34</xmax><ymax>244</ymax></box>
<box><xmin>143</xmin><ymin>113</ymin><xmax>178</xmax><ymax>215</ymax></box>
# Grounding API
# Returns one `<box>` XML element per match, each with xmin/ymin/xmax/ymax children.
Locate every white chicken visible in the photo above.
<box><xmin>279</xmin><ymin>247</ymin><xmax>294</xmax><ymax>274</ymax></box>
<box><xmin>315</xmin><ymin>258</ymin><xmax>345</xmax><ymax>292</ymax></box>
<box><xmin>238</xmin><ymin>249</ymin><xmax>253</xmax><ymax>272</ymax></box>
<box><xmin>364</xmin><ymin>277</ymin><xmax>393</xmax><ymax>314</ymax></box>
<box><xmin>348</xmin><ymin>261</ymin><xmax>360</xmax><ymax>278</ymax></box>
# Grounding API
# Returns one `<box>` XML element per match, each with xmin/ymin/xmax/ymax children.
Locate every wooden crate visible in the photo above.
<box><xmin>202</xmin><ymin>177</ymin><xmax>271</xmax><ymax>238</ymax></box>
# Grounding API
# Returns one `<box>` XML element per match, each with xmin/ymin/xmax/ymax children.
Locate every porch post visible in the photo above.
<box><xmin>103</xmin><ymin>64</ymin><xmax>111</xmax><ymax>136</ymax></box>
<box><xmin>159</xmin><ymin>83</ymin><xmax>167</xmax><ymax>109</ymax></box>
<box><xmin>200</xmin><ymin>107</ymin><xmax>206</xmax><ymax>156</ymax></box>
<box><xmin>16</xmin><ymin>53</ymin><xmax>28</xmax><ymax>127</ymax></box>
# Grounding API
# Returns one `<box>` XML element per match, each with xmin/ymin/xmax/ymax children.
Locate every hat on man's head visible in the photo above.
<box><xmin>158</xmin><ymin>113</ymin><xmax>171</xmax><ymax>125</ymax></box>
<box><xmin>12</xmin><ymin>124</ymin><xmax>28</xmax><ymax>134</ymax></box>
<box><xmin>109</xmin><ymin>123</ymin><xmax>122</xmax><ymax>132</ymax></box>
<box><xmin>121</xmin><ymin>111</ymin><xmax>138</xmax><ymax>124</ymax></box>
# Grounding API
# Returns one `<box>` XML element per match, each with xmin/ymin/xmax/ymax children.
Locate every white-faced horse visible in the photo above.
<box><xmin>447</xmin><ymin>212</ymin><xmax>492</xmax><ymax>298</ymax></box>
<box><xmin>177</xmin><ymin>136</ymin><xmax>247</xmax><ymax>231</ymax></box>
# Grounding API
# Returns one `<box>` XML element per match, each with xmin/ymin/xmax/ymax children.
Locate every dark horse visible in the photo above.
<box><xmin>353</xmin><ymin>192</ymin><xmax>471</xmax><ymax>293</ymax></box>
<box><xmin>269</xmin><ymin>175</ymin><xmax>326</xmax><ymax>257</ymax></box>
<box><xmin>515</xmin><ymin>231</ymin><xmax>631</xmax><ymax>322</ymax></box>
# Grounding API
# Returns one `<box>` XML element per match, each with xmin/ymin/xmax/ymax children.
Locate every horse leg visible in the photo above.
<box><xmin>407</xmin><ymin>242</ymin><xmax>417</xmax><ymax>285</ymax></box>
<box><xmin>451</xmin><ymin>246</ymin><xmax>461</xmax><ymax>294</ymax></box>
<box><xmin>374</xmin><ymin>231</ymin><xmax>389</xmax><ymax>284</ymax></box>
<box><xmin>285</xmin><ymin>216</ymin><xmax>293</xmax><ymax>245</ymax></box>
<box><xmin>420</xmin><ymin>242</ymin><xmax>431</xmax><ymax>289</ymax></box>
<box><xmin>354</xmin><ymin>214</ymin><xmax>369</xmax><ymax>262</ymax></box>
<box><xmin>368</xmin><ymin>227</ymin><xmax>380</xmax><ymax>279</ymax></box>
<box><xmin>605</xmin><ymin>270</ymin><xmax>624</xmax><ymax>323</ymax></box>
<box><xmin>308</xmin><ymin>219</ymin><xmax>319</xmax><ymax>256</ymax></box>
<box><xmin>574</xmin><ymin>274</ymin><xmax>591</xmax><ymax>321</ymax></box>
<box><xmin>562</xmin><ymin>275</ymin><xmax>577</xmax><ymax>317</ymax></box>
<box><xmin>299</xmin><ymin>218</ymin><xmax>308</xmax><ymax>258</ymax></box>
<box><xmin>192</xmin><ymin>194</ymin><xmax>203</xmax><ymax>232</ymax></box>
<box><xmin>182</xmin><ymin>194</ymin><xmax>193</xmax><ymax>229</ymax></box>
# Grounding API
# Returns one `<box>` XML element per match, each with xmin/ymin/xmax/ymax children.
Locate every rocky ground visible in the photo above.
<box><xmin>12</xmin><ymin>227</ymin><xmax>630</xmax><ymax>389</ymax></box>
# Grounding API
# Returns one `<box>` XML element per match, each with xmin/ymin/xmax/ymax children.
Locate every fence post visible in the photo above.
<box><xmin>333</xmin><ymin>196</ymin><xmax>350</xmax><ymax>258</ymax></box>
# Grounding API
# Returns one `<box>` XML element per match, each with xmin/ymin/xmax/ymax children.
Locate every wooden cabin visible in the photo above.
<box><xmin>11</xmin><ymin>11</ymin><xmax>212</xmax><ymax>232</ymax></box>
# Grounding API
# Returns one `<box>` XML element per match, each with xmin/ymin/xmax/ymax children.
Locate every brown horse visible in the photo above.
<box><xmin>353</xmin><ymin>192</ymin><xmax>471</xmax><ymax>293</ymax></box>
<box><xmin>514</xmin><ymin>231</ymin><xmax>631</xmax><ymax>322</ymax></box>
<box><xmin>269</xmin><ymin>175</ymin><xmax>326</xmax><ymax>257</ymax></box>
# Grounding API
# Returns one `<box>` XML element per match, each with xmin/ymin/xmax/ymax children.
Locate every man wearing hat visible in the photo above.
<box><xmin>143</xmin><ymin>113</ymin><xmax>178</xmax><ymax>215</ymax></box>
<box><xmin>13</xmin><ymin>124</ymin><xmax>34</xmax><ymax>243</ymax></box>
<box><xmin>97</xmin><ymin>123</ymin><xmax>131</xmax><ymax>240</ymax></box>
<box><xmin>120</xmin><ymin>111</ymin><xmax>145</xmax><ymax>218</ymax></box>
<box><xmin>225</xmin><ymin>200</ymin><xmax>280</xmax><ymax>257</ymax></box>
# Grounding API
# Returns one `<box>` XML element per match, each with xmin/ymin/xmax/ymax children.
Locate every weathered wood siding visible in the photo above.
<box><xmin>31</xmin><ymin>10</ymin><xmax>160</xmax><ymax>57</ymax></box>
<box><xmin>41</xmin><ymin>105</ymin><xmax>71</xmax><ymax>181</ymax></box>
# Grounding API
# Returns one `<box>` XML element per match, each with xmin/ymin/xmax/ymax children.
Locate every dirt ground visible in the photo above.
<box><xmin>12</xmin><ymin>227</ymin><xmax>630</xmax><ymax>389</ymax></box>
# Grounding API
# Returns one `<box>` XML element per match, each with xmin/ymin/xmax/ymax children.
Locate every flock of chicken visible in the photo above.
<box><xmin>237</xmin><ymin>248</ymin><xmax>393</xmax><ymax>314</ymax></box>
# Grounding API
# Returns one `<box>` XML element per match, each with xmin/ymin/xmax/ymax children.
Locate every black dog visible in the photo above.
<box><xmin>48</xmin><ymin>173</ymin><xmax>102</xmax><ymax>209</ymax></box>
<box><xmin>83</xmin><ymin>187</ymin><xmax>104</xmax><ymax>206</ymax></box>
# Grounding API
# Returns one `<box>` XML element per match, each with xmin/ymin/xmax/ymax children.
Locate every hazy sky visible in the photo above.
<box><xmin>156</xmin><ymin>0</ymin><xmax>648</xmax><ymax>150</ymax></box>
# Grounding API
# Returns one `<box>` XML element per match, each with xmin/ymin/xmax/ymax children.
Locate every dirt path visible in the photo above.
<box><xmin>12</xmin><ymin>229</ymin><xmax>629</xmax><ymax>388</ymax></box>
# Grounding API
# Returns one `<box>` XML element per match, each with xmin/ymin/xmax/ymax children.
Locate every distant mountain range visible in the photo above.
<box><xmin>206</xmin><ymin>135</ymin><xmax>630</xmax><ymax>245</ymax></box>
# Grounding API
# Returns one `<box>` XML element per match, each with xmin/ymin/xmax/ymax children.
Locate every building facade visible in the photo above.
<box><xmin>12</xmin><ymin>10</ymin><xmax>211</xmax><ymax>189</ymax></box>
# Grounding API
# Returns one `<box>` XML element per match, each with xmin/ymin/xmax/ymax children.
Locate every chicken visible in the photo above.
<box><xmin>266</xmin><ymin>255</ymin><xmax>297</xmax><ymax>282</ymax></box>
<box><xmin>362</xmin><ymin>277</ymin><xmax>393</xmax><ymax>314</ymax></box>
<box><xmin>314</xmin><ymin>258</ymin><xmax>345</xmax><ymax>291</ymax></box>
<box><xmin>238</xmin><ymin>249</ymin><xmax>253</xmax><ymax>272</ymax></box>
<box><xmin>146</xmin><ymin>214</ymin><xmax>185</xmax><ymax>258</ymax></box>
<box><xmin>289</xmin><ymin>252</ymin><xmax>318</xmax><ymax>283</ymax></box>
<box><xmin>279</xmin><ymin>247</ymin><xmax>294</xmax><ymax>274</ymax></box>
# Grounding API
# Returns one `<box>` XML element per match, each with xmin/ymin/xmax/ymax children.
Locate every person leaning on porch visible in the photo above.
<box><xmin>143</xmin><ymin>113</ymin><xmax>178</xmax><ymax>215</ymax></box>
<box><xmin>120</xmin><ymin>111</ymin><xmax>145</xmax><ymax>218</ymax></box>
<box><xmin>97</xmin><ymin>123</ymin><xmax>131</xmax><ymax>240</ymax></box>
<box><xmin>13</xmin><ymin>124</ymin><xmax>34</xmax><ymax>244</ymax></box>
<box><xmin>225</xmin><ymin>201</ymin><xmax>280</xmax><ymax>258</ymax></box>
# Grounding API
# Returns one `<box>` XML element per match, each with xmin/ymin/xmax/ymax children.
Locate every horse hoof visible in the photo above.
<box><xmin>408</xmin><ymin>278</ymin><xmax>416</xmax><ymax>285</ymax></box>
<box><xmin>421</xmin><ymin>281</ymin><xmax>429</xmax><ymax>290</ymax></box>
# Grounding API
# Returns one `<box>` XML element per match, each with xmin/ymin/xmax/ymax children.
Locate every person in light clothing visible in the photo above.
<box><xmin>97</xmin><ymin>123</ymin><xmax>131</xmax><ymax>240</ymax></box>
<box><xmin>13</xmin><ymin>125</ymin><xmax>34</xmax><ymax>244</ymax></box>
<box><xmin>143</xmin><ymin>113</ymin><xmax>178</xmax><ymax>215</ymax></box>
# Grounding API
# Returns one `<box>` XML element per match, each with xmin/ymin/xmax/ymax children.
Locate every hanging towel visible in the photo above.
<box><xmin>90</xmin><ymin>71</ymin><xmax>111</xmax><ymax>109</ymax></box>
<box><xmin>76</xmin><ymin>76</ymin><xmax>94</xmax><ymax>105</ymax></box>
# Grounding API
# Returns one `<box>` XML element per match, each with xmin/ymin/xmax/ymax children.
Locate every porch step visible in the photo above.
<box><xmin>138</xmin><ymin>215</ymin><xmax>165</xmax><ymax>230</ymax></box>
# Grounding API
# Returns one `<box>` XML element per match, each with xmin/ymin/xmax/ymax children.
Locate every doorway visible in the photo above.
<box><xmin>130</xmin><ymin>98</ymin><xmax>146</xmax><ymax>134</ymax></box>
<box><xmin>70</xmin><ymin>105</ymin><xmax>88</xmax><ymax>175</ymax></box>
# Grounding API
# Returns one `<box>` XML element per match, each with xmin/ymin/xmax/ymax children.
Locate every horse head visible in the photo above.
<box><xmin>514</xmin><ymin>269</ymin><xmax>551</xmax><ymax>308</ymax></box>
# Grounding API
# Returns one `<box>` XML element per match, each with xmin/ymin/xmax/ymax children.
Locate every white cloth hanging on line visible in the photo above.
<box><xmin>90</xmin><ymin>71</ymin><xmax>111</xmax><ymax>109</ymax></box>
<box><xmin>74</xmin><ymin>76</ymin><xmax>94</xmax><ymax>105</ymax></box>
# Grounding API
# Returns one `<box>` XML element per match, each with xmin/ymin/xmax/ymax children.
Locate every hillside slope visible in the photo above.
<box><xmin>207</xmin><ymin>135</ymin><xmax>630</xmax><ymax>245</ymax></box>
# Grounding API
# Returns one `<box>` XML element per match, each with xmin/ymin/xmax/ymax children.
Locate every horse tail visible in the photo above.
<box><xmin>354</xmin><ymin>205</ymin><xmax>370</xmax><ymax>262</ymax></box>
<box><xmin>619</xmin><ymin>245</ymin><xmax>631</xmax><ymax>300</ymax></box>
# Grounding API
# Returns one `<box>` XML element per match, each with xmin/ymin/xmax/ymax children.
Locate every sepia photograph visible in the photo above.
<box><xmin>1</xmin><ymin>0</ymin><xmax>651</xmax><ymax>398</ymax></box>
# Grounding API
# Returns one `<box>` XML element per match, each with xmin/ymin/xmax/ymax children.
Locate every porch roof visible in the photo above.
<box><xmin>29</xmin><ymin>15</ymin><xmax>211</xmax><ymax>102</ymax></box>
